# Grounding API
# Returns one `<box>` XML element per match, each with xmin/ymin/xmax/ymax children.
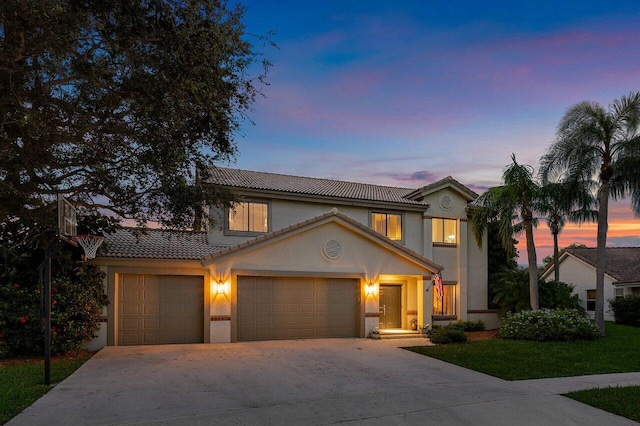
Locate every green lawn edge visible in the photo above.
<box><xmin>564</xmin><ymin>386</ymin><xmax>640</xmax><ymax>422</ymax></box>
<box><xmin>0</xmin><ymin>356</ymin><xmax>92</xmax><ymax>425</ymax></box>
<box><xmin>405</xmin><ymin>322</ymin><xmax>640</xmax><ymax>381</ymax></box>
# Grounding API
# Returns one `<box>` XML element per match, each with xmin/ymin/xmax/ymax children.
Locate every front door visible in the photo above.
<box><xmin>379</xmin><ymin>285</ymin><xmax>402</xmax><ymax>329</ymax></box>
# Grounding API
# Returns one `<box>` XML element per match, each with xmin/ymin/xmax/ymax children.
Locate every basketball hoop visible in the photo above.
<box><xmin>74</xmin><ymin>235</ymin><xmax>105</xmax><ymax>260</ymax></box>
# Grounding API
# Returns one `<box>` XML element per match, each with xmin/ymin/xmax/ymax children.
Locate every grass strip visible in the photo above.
<box><xmin>0</xmin><ymin>356</ymin><xmax>91</xmax><ymax>425</ymax></box>
<box><xmin>564</xmin><ymin>386</ymin><xmax>640</xmax><ymax>422</ymax></box>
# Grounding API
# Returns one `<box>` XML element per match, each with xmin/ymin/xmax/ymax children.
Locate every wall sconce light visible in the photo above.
<box><xmin>216</xmin><ymin>280</ymin><xmax>226</xmax><ymax>295</ymax></box>
<box><xmin>366</xmin><ymin>282</ymin><xmax>375</xmax><ymax>296</ymax></box>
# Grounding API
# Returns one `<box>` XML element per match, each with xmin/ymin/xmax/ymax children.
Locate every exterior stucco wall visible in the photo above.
<box><xmin>209</xmin><ymin>221</ymin><xmax>432</xmax><ymax>281</ymax></box>
<box><xmin>207</xmin><ymin>220</ymin><xmax>434</xmax><ymax>342</ymax></box>
<box><xmin>466</xmin><ymin>226</ymin><xmax>489</xmax><ymax>311</ymax></box>
<box><xmin>551</xmin><ymin>255</ymin><xmax>616</xmax><ymax>321</ymax></box>
<box><xmin>418</xmin><ymin>188</ymin><xmax>470</xmax><ymax>219</ymax></box>
<box><xmin>208</xmin><ymin>200</ymin><xmax>425</xmax><ymax>255</ymax></box>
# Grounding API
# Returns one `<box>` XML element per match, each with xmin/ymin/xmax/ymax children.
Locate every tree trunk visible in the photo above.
<box><xmin>595</xmin><ymin>179</ymin><xmax>610</xmax><ymax>336</ymax></box>
<box><xmin>553</xmin><ymin>231</ymin><xmax>560</xmax><ymax>282</ymax></box>
<box><xmin>524</xmin><ymin>210</ymin><xmax>539</xmax><ymax>310</ymax></box>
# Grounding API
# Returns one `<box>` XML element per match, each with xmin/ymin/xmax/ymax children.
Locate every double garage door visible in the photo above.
<box><xmin>118</xmin><ymin>274</ymin><xmax>359</xmax><ymax>345</ymax></box>
<box><xmin>118</xmin><ymin>274</ymin><xmax>204</xmax><ymax>345</ymax></box>
<box><xmin>237</xmin><ymin>276</ymin><xmax>359</xmax><ymax>341</ymax></box>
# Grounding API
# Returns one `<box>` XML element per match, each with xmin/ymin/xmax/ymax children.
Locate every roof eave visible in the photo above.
<box><xmin>226</xmin><ymin>187</ymin><xmax>430</xmax><ymax>211</ymax></box>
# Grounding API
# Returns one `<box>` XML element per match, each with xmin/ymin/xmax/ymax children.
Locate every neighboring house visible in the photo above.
<box><xmin>90</xmin><ymin>167</ymin><xmax>493</xmax><ymax>348</ymax></box>
<box><xmin>541</xmin><ymin>247</ymin><xmax>640</xmax><ymax>321</ymax></box>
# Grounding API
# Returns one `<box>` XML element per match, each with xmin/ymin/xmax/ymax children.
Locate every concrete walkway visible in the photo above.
<box><xmin>8</xmin><ymin>338</ymin><xmax>640</xmax><ymax>425</ymax></box>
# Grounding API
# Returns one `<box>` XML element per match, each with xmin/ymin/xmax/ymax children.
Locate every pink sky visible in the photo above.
<box><xmin>225</xmin><ymin>1</ymin><xmax>640</xmax><ymax>262</ymax></box>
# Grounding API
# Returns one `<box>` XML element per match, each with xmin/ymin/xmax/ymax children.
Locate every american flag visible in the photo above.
<box><xmin>433</xmin><ymin>272</ymin><xmax>444</xmax><ymax>299</ymax></box>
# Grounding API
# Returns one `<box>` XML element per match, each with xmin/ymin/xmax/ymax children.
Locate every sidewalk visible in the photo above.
<box><xmin>520</xmin><ymin>372</ymin><xmax>640</xmax><ymax>394</ymax></box>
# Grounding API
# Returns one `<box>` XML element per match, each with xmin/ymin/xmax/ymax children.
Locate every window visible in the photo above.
<box><xmin>228</xmin><ymin>202</ymin><xmax>268</xmax><ymax>233</ymax></box>
<box><xmin>586</xmin><ymin>289</ymin><xmax>596</xmax><ymax>311</ymax></box>
<box><xmin>432</xmin><ymin>218</ymin><xmax>457</xmax><ymax>243</ymax></box>
<box><xmin>615</xmin><ymin>288</ymin><xmax>624</xmax><ymax>299</ymax></box>
<box><xmin>433</xmin><ymin>284</ymin><xmax>456</xmax><ymax>316</ymax></box>
<box><xmin>371</xmin><ymin>212</ymin><xmax>402</xmax><ymax>240</ymax></box>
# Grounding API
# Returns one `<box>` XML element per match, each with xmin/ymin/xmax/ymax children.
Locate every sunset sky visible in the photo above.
<box><xmin>225</xmin><ymin>0</ymin><xmax>640</xmax><ymax>262</ymax></box>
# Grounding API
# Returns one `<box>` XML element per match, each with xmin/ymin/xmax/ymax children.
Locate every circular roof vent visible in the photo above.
<box><xmin>440</xmin><ymin>195</ymin><xmax>453</xmax><ymax>210</ymax></box>
<box><xmin>323</xmin><ymin>239</ymin><xmax>342</xmax><ymax>260</ymax></box>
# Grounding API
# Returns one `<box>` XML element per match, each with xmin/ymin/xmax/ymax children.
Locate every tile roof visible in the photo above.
<box><xmin>407</xmin><ymin>176</ymin><xmax>479</xmax><ymax>200</ymax></box>
<box><xmin>565</xmin><ymin>247</ymin><xmax>640</xmax><ymax>283</ymax></box>
<box><xmin>205</xmin><ymin>167</ymin><xmax>426</xmax><ymax>206</ymax></box>
<box><xmin>99</xmin><ymin>228</ymin><xmax>227</xmax><ymax>260</ymax></box>
<box><xmin>203</xmin><ymin>208</ymin><xmax>443</xmax><ymax>272</ymax></box>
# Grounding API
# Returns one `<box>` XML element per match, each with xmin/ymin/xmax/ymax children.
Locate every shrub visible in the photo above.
<box><xmin>498</xmin><ymin>309</ymin><xmax>600</xmax><ymax>342</ymax></box>
<box><xmin>0</xmin><ymin>264</ymin><xmax>108</xmax><ymax>357</ymax></box>
<box><xmin>457</xmin><ymin>320</ymin><xmax>486</xmax><ymax>332</ymax></box>
<box><xmin>0</xmin><ymin>214</ymin><xmax>113</xmax><ymax>358</ymax></box>
<box><xmin>429</xmin><ymin>324</ymin><xmax>467</xmax><ymax>344</ymax></box>
<box><xmin>490</xmin><ymin>268</ymin><xmax>585</xmax><ymax>317</ymax></box>
<box><xmin>609</xmin><ymin>296</ymin><xmax>640</xmax><ymax>327</ymax></box>
<box><xmin>540</xmin><ymin>280</ymin><xmax>585</xmax><ymax>314</ymax></box>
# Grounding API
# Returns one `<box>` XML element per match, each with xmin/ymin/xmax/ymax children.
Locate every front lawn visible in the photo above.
<box><xmin>565</xmin><ymin>386</ymin><xmax>640</xmax><ymax>422</ymax></box>
<box><xmin>406</xmin><ymin>322</ymin><xmax>640</xmax><ymax>380</ymax></box>
<box><xmin>0</xmin><ymin>353</ymin><xmax>93</xmax><ymax>425</ymax></box>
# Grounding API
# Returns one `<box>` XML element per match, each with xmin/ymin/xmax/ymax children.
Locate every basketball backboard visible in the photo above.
<box><xmin>57</xmin><ymin>194</ymin><xmax>78</xmax><ymax>246</ymax></box>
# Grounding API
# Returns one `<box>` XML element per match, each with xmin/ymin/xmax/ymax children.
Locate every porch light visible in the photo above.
<box><xmin>366</xmin><ymin>282</ymin><xmax>375</xmax><ymax>296</ymax></box>
<box><xmin>216</xmin><ymin>280</ymin><xmax>227</xmax><ymax>294</ymax></box>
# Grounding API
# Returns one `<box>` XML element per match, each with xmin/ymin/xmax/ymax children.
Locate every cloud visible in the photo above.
<box><xmin>607</xmin><ymin>236</ymin><xmax>640</xmax><ymax>247</ymax></box>
<box><xmin>373</xmin><ymin>170</ymin><xmax>439</xmax><ymax>185</ymax></box>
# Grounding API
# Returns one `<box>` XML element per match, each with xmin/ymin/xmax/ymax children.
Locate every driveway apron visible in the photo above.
<box><xmin>8</xmin><ymin>339</ymin><xmax>637</xmax><ymax>425</ymax></box>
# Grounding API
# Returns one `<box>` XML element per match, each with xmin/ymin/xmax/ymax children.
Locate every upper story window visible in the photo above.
<box><xmin>371</xmin><ymin>212</ymin><xmax>402</xmax><ymax>241</ymax></box>
<box><xmin>432</xmin><ymin>218</ymin><xmax>457</xmax><ymax>244</ymax></box>
<box><xmin>228</xmin><ymin>201</ymin><xmax>268</xmax><ymax>233</ymax></box>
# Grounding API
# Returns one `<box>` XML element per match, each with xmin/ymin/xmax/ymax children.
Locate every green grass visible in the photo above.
<box><xmin>0</xmin><ymin>356</ymin><xmax>92</xmax><ymax>425</ymax></box>
<box><xmin>411</xmin><ymin>322</ymin><xmax>640</xmax><ymax>422</ymax></box>
<box><xmin>565</xmin><ymin>386</ymin><xmax>640</xmax><ymax>422</ymax></box>
<box><xmin>407</xmin><ymin>322</ymin><xmax>640</xmax><ymax>380</ymax></box>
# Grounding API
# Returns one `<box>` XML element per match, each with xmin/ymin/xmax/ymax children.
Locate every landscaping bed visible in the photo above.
<box><xmin>464</xmin><ymin>330</ymin><xmax>498</xmax><ymax>342</ymax></box>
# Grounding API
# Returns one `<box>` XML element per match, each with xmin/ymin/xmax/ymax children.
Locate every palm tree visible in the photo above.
<box><xmin>540</xmin><ymin>92</ymin><xmax>640</xmax><ymax>335</ymax></box>
<box><xmin>472</xmin><ymin>154</ymin><xmax>540</xmax><ymax>310</ymax></box>
<box><xmin>536</xmin><ymin>180</ymin><xmax>596</xmax><ymax>282</ymax></box>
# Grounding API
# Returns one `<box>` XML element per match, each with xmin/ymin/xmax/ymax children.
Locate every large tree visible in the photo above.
<box><xmin>472</xmin><ymin>154</ymin><xmax>541</xmax><ymax>310</ymax></box>
<box><xmin>1</xmin><ymin>0</ymin><xmax>272</xmax><ymax>230</ymax></box>
<box><xmin>540</xmin><ymin>92</ymin><xmax>640</xmax><ymax>335</ymax></box>
<box><xmin>537</xmin><ymin>180</ymin><xmax>596</xmax><ymax>282</ymax></box>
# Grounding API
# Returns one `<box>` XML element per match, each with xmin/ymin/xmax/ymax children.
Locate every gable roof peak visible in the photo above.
<box><xmin>406</xmin><ymin>175</ymin><xmax>479</xmax><ymax>201</ymax></box>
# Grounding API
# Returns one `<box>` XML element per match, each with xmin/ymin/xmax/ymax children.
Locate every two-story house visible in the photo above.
<box><xmin>90</xmin><ymin>167</ymin><xmax>492</xmax><ymax>348</ymax></box>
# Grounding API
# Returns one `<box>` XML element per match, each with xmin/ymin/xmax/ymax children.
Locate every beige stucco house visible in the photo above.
<box><xmin>541</xmin><ymin>247</ymin><xmax>640</xmax><ymax>321</ymax></box>
<box><xmin>89</xmin><ymin>167</ymin><xmax>493</xmax><ymax>348</ymax></box>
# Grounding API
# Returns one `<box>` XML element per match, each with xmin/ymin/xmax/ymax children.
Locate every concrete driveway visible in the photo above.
<box><xmin>8</xmin><ymin>338</ymin><xmax>637</xmax><ymax>425</ymax></box>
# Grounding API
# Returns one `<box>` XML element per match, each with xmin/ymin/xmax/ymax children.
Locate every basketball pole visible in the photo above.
<box><xmin>44</xmin><ymin>246</ymin><xmax>52</xmax><ymax>386</ymax></box>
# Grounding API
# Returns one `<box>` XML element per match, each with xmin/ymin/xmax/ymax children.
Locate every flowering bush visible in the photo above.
<box><xmin>498</xmin><ymin>309</ymin><xmax>600</xmax><ymax>342</ymax></box>
<box><xmin>0</xmin><ymin>264</ymin><xmax>107</xmax><ymax>357</ymax></box>
<box><xmin>0</xmin><ymin>212</ymin><xmax>114</xmax><ymax>358</ymax></box>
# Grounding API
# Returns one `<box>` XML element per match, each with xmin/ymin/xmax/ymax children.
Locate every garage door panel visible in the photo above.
<box><xmin>121</xmin><ymin>304</ymin><xmax>140</xmax><ymax>315</ymax></box>
<box><xmin>121</xmin><ymin>318</ymin><xmax>140</xmax><ymax>329</ymax></box>
<box><xmin>118</xmin><ymin>274</ymin><xmax>204</xmax><ymax>345</ymax></box>
<box><xmin>237</xmin><ymin>276</ymin><xmax>358</xmax><ymax>341</ymax></box>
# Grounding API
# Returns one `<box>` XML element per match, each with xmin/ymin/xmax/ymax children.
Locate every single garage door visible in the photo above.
<box><xmin>118</xmin><ymin>274</ymin><xmax>204</xmax><ymax>345</ymax></box>
<box><xmin>237</xmin><ymin>276</ymin><xmax>359</xmax><ymax>341</ymax></box>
